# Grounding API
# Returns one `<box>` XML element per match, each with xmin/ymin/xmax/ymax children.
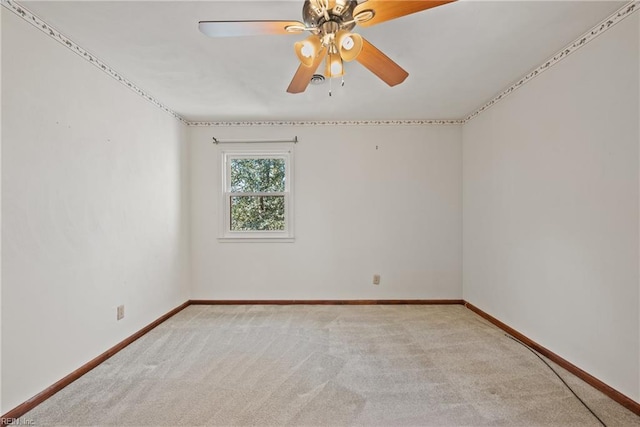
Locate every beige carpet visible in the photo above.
<box><xmin>20</xmin><ymin>305</ymin><xmax>640</xmax><ymax>426</ymax></box>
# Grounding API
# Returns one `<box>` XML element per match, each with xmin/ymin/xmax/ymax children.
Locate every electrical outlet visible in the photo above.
<box><xmin>117</xmin><ymin>305</ymin><xmax>125</xmax><ymax>321</ymax></box>
<box><xmin>373</xmin><ymin>274</ymin><xmax>381</xmax><ymax>285</ymax></box>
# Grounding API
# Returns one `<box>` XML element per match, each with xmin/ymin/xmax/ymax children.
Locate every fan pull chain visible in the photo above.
<box><xmin>328</xmin><ymin>76</ymin><xmax>345</xmax><ymax>96</ymax></box>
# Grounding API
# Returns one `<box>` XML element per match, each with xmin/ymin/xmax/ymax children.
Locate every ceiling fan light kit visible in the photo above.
<box><xmin>199</xmin><ymin>0</ymin><xmax>456</xmax><ymax>94</ymax></box>
<box><xmin>325</xmin><ymin>51</ymin><xmax>344</xmax><ymax>78</ymax></box>
<box><xmin>336</xmin><ymin>30</ymin><xmax>363</xmax><ymax>62</ymax></box>
<box><xmin>295</xmin><ymin>35</ymin><xmax>323</xmax><ymax>67</ymax></box>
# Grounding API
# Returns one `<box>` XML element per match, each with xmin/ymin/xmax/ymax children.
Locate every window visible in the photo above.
<box><xmin>221</xmin><ymin>148</ymin><xmax>294</xmax><ymax>241</ymax></box>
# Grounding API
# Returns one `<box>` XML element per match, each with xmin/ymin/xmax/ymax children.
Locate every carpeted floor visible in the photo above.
<box><xmin>21</xmin><ymin>305</ymin><xmax>640</xmax><ymax>426</ymax></box>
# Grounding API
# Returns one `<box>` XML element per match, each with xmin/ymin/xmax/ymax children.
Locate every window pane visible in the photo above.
<box><xmin>230</xmin><ymin>196</ymin><xmax>285</xmax><ymax>231</ymax></box>
<box><xmin>230</xmin><ymin>158</ymin><xmax>285</xmax><ymax>193</ymax></box>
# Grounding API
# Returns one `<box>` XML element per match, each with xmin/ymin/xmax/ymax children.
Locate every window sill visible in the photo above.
<box><xmin>217</xmin><ymin>237</ymin><xmax>295</xmax><ymax>243</ymax></box>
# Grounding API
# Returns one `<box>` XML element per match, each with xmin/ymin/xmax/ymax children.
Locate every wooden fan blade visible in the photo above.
<box><xmin>354</xmin><ymin>1</ymin><xmax>455</xmax><ymax>27</ymax></box>
<box><xmin>287</xmin><ymin>50</ymin><xmax>327</xmax><ymax>94</ymax></box>
<box><xmin>198</xmin><ymin>20</ymin><xmax>305</xmax><ymax>37</ymax></box>
<box><xmin>356</xmin><ymin>38</ymin><xmax>408</xmax><ymax>87</ymax></box>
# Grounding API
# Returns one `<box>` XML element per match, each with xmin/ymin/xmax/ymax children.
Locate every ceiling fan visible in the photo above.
<box><xmin>199</xmin><ymin>0</ymin><xmax>455</xmax><ymax>94</ymax></box>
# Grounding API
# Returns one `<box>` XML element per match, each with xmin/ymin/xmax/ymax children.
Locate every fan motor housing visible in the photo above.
<box><xmin>302</xmin><ymin>0</ymin><xmax>357</xmax><ymax>31</ymax></box>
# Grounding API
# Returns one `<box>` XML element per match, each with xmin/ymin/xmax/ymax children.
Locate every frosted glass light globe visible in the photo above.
<box><xmin>301</xmin><ymin>43</ymin><xmax>313</xmax><ymax>58</ymax></box>
<box><xmin>342</xmin><ymin>36</ymin><xmax>354</xmax><ymax>51</ymax></box>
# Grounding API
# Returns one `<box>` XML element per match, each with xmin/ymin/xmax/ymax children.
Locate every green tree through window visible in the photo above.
<box><xmin>221</xmin><ymin>149</ymin><xmax>294</xmax><ymax>240</ymax></box>
<box><xmin>230</xmin><ymin>158</ymin><xmax>285</xmax><ymax>231</ymax></box>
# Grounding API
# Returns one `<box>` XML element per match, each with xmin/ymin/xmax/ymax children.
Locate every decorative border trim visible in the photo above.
<box><xmin>2</xmin><ymin>0</ymin><xmax>638</xmax><ymax>127</ymax></box>
<box><xmin>1</xmin><ymin>0</ymin><xmax>189</xmax><ymax>125</ymax></box>
<box><xmin>188</xmin><ymin>119</ymin><xmax>464</xmax><ymax>127</ymax></box>
<box><xmin>465</xmin><ymin>1</ymin><xmax>639</xmax><ymax>122</ymax></box>
<box><xmin>465</xmin><ymin>302</ymin><xmax>640</xmax><ymax>416</ymax></box>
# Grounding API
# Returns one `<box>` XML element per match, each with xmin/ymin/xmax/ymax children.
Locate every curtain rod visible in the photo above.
<box><xmin>212</xmin><ymin>136</ymin><xmax>298</xmax><ymax>145</ymax></box>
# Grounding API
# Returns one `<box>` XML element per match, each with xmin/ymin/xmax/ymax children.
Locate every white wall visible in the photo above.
<box><xmin>190</xmin><ymin>125</ymin><xmax>462</xmax><ymax>300</ymax></box>
<box><xmin>463</xmin><ymin>13</ymin><xmax>640</xmax><ymax>402</ymax></box>
<box><xmin>1</xmin><ymin>11</ymin><xmax>190</xmax><ymax>413</ymax></box>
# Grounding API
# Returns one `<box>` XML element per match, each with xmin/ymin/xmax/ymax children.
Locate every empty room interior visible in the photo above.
<box><xmin>2</xmin><ymin>0</ymin><xmax>640</xmax><ymax>425</ymax></box>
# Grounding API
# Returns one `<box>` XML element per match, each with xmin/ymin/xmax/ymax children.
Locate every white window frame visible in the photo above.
<box><xmin>220</xmin><ymin>147</ymin><xmax>294</xmax><ymax>242</ymax></box>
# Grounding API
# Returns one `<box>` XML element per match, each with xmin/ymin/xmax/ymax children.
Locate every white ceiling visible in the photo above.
<box><xmin>21</xmin><ymin>0</ymin><xmax>626</xmax><ymax>122</ymax></box>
